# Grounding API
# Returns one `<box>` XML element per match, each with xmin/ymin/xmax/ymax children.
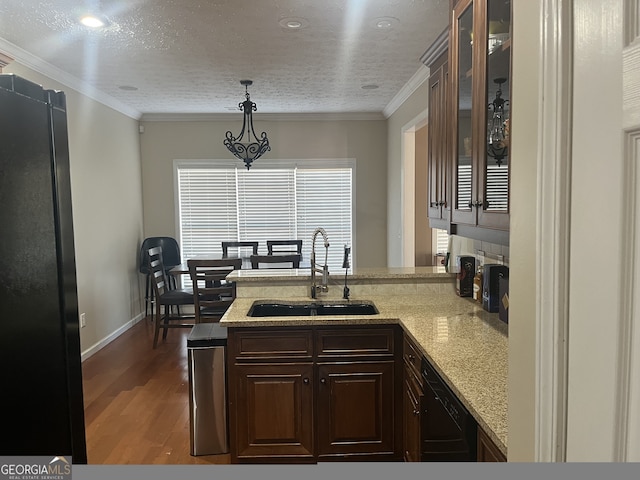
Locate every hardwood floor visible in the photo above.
<box><xmin>81</xmin><ymin>317</ymin><xmax>231</xmax><ymax>464</ymax></box>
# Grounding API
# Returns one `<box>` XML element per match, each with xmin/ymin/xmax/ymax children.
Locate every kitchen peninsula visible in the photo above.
<box><xmin>221</xmin><ymin>266</ymin><xmax>508</xmax><ymax>463</ymax></box>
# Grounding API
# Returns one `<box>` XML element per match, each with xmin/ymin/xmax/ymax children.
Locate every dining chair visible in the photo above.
<box><xmin>221</xmin><ymin>241</ymin><xmax>259</xmax><ymax>258</ymax></box>
<box><xmin>147</xmin><ymin>246</ymin><xmax>195</xmax><ymax>348</ymax></box>
<box><xmin>266</xmin><ymin>239</ymin><xmax>303</xmax><ymax>258</ymax></box>
<box><xmin>139</xmin><ymin>236</ymin><xmax>182</xmax><ymax>318</ymax></box>
<box><xmin>250</xmin><ymin>254</ymin><xmax>301</xmax><ymax>269</ymax></box>
<box><xmin>188</xmin><ymin>258</ymin><xmax>242</xmax><ymax>323</ymax></box>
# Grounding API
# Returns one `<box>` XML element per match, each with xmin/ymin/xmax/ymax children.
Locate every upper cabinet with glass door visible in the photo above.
<box><xmin>451</xmin><ymin>0</ymin><xmax>511</xmax><ymax>232</ymax></box>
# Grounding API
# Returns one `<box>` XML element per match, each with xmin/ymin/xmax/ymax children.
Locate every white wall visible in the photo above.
<box><xmin>507</xmin><ymin>0</ymin><xmax>540</xmax><ymax>460</ymax></box>
<box><xmin>139</xmin><ymin>118</ymin><xmax>388</xmax><ymax>268</ymax></box>
<box><xmin>3</xmin><ymin>63</ymin><xmax>145</xmax><ymax>356</ymax></box>
<box><xmin>566</xmin><ymin>0</ymin><xmax>625</xmax><ymax>460</ymax></box>
<box><xmin>507</xmin><ymin>0</ymin><xmax>631</xmax><ymax>462</ymax></box>
<box><xmin>386</xmin><ymin>79</ymin><xmax>430</xmax><ymax>267</ymax></box>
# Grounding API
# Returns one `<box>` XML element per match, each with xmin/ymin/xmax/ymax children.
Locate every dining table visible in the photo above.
<box><xmin>169</xmin><ymin>256</ymin><xmax>311</xmax><ymax>278</ymax></box>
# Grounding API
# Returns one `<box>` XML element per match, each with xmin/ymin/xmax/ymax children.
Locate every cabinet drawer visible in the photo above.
<box><xmin>403</xmin><ymin>334</ymin><xmax>423</xmax><ymax>382</ymax></box>
<box><xmin>315</xmin><ymin>326</ymin><xmax>396</xmax><ymax>358</ymax></box>
<box><xmin>229</xmin><ymin>328</ymin><xmax>313</xmax><ymax>361</ymax></box>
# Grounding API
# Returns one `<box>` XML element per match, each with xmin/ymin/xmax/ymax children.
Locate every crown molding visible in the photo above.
<box><xmin>382</xmin><ymin>65</ymin><xmax>430</xmax><ymax>118</ymax></box>
<box><xmin>0</xmin><ymin>37</ymin><xmax>142</xmax><ymax>120</ymax></box>
<box><xmin>141</xmin><ymin>111</ymin><xmax>386</xmax><ymax>122</ymax></box>
<box><xmin>420</xmin><ymin>27</ymin><xmax>449</xmax><ymax>68</ymax></box>
<box><xmin>0</xmin><ymin>35</ymin><xmax>428</xmax><ymax>123</ymax></box>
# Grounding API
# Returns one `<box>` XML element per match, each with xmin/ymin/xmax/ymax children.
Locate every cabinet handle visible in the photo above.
<box><xmin>320</xmin><ymin>378</ymin><xmax>326</xmax><ymax>384</ymax></box>
<box><xmin>413</xmin><ymin>408</ymin><xmax>420</xmax><ymax>416</ymax></box>
<box><xmin>408</xmin><ymin>354</ymin><xmax>415</xmax><ymax>361</ymax></box>
<box><xmin>438</xmin><ymin>201</ymin><xmax>446</xmax><ymax>206</ymax></box>
<box><xmin>303</xmin><ymin>378</ymin><xmax>309</xmax><ymax>385</ymax></box>
<box><xmin>474</xmin><ymin>201</ymin><xmax>483</xmax><ymax>208</ymax></box>
<box><xmin>468</xmin><ymin>202</ymin><xmax>473</xmax><ymax>209</ymax></box>
<box><xmin>430</xmin><ymin>202</ymin><xmax>438</xmax><ymax>207</ymax></box>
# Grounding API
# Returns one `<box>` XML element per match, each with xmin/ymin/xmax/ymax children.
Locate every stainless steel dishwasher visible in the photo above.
<box><xmin>187</xmin><ymin>322</ymin><xmax>228</xmax><ymax>455</ymax></box>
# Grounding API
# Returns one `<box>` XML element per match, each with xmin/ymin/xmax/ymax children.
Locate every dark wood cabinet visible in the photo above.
<box><xmin>424</xmin><ymin>29</ymin><xmax>451</xmax><ymax>231</ymax></box>
<box><xmin>477</xmin><ymin>427</ymin><xmax>507</xmax><ymax>462</ymax></box>
<box><xmin>233</xmin><ymin>363</ymin><xmax>315</xmax><ymax>462</ymax></box>
<box><xmin>315</xmin><ymin>326</ymin><xmax>401</xmax><ymax>460</ymax></box>
<box><xmin>450</xmin><ymin>0</ymin><xmax>476</xmax><ymax>227</ymax></box>
<box><xmin>421</xmin><ymin>0</ymin><xmax>511</xmax><ymax>244</ymax></box>
<box><xmin>228</xmin><ymin>325</ymin><xmax>402</xmax><ymax>463</ymax></box>
<box><xmin>317</xmin><ymin>361</ymin><xmax>396</xmax><ymax>459</ymax></box>
<box><xmin>402</xmin><ymin>334</ymin><xmax>424</xmax><ymax>462</ymax></box>
<box><xmin>450</xmin><ymin>0</ymin><xmax>511</xmax><ymax>233</ymax></box>
<box><xmin>403</xmin><ymin>370</ymin><xmax>423</xmax><ymax>462</ymax></box>
<box><xmin>228</xmin><ymin>328</ymin><xmax>315</xmax><ymax>463</ymax></box>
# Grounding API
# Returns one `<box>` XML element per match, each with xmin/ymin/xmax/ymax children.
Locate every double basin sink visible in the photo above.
<box><xmin>247</xmin><ymin>300</ymin><xmax>379</xmax><ymax>317</ymax></box>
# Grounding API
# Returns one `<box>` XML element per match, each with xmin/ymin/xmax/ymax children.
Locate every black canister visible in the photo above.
<box><xmin>456</xmin><ymin>255</ymin><xmax>476</xmax><ymax>297</ymax></box>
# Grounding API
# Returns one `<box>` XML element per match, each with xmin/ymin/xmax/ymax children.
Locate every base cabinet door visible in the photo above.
<box><xmin>316</xmin><ymin>361</ymin><xmax>396</xmax><ymax>459</ymax></box>
<box><xmin>477</xmin><ymin>427</ymin><xmax>506</xmax><ymax>462</ymax></box>
<box><xmin>232</xmin><ymin>363</ymin><xmax>315</xmax><ymax>462</ymax></box>
<box><xmin>229</xmin><ymin>326</ymin><xmax>401</xmax><ymax>463</ymax></box>
<box><xmin>403</xmin><ymin>368</ymin><xmax>423</xmax><ymax>462</ymax></box>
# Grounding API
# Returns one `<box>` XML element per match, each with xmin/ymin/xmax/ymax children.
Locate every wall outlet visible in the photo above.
<box><xmin>80</xmin><ymin>313</ymin><xmax>86</xmax><ymax>328</ymax></box>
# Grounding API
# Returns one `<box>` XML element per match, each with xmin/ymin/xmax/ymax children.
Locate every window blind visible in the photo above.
<box><xmin>236</xmin><ymin>168</ymin><xmax>297</xmax><ymax>244</ymax></box>
<box><xmin>484</xmin><ymin>163</ymin><xmax>509</xmax><ymax>211</ymax></box>
<box><xmin>177</xmin><ymin>167</ymin><xmax>237</xmax><ymax>260</ymax></box>
<box><xmin>434</xmin><ymin>228</ymin><xmax>449</xmax><ymax>255</ymax></box>
<box><xmin>296</xmin><ymin>168</ymin><xmax>353</xmax><ymax>270</ymax></box>
<box><xmin>457</xmin><ymin>163</ymin><xmax>472</xmax><ymax>209</ymax></box>
<box><xmin>175</xmin><ymin>160</ymin><xmax>354</xmax><ymax>272</ymax></box>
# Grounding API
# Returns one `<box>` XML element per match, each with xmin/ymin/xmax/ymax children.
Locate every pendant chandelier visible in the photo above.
<box><xmin>224</xmin><ymin>80</ymin><xmax>271</xmax><ymax>170</ymax></box>
<box><xmin>487</xmin><ymin>77</ymin><xmax>509</xmax><ymax>167</ymax></box>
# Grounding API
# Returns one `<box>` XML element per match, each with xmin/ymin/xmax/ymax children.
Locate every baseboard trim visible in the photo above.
<box><xmin>81</xmin><ymin>313</ymin><xmax>146</xmax><ymax>362</ymax></box>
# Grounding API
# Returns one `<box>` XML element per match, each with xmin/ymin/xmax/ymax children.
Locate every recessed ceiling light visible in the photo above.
<box><xmin>361</xmin><ymin>84</ymin><xmax>379</xmax><ymax>90</ymax></box>
<box><xmin>278</xmin><ymin>17</ymin><xmax>309</xmax><ymax>30</ymax></box>
<box><xmin>373</xmin><ymin>16</ymin><xmax>398</xmax><ymax>29</ymax></box>
<box><xmin>80</xmin><ymin>15</ymin><xmax>106</xmax><ymax>28</ymax></box>
<box><xmin>118</xmin><ymin>85</ymin><xmax>138</xmax><ymax>91</ymax></box>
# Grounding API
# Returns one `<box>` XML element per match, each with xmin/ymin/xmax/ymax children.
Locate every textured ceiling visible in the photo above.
<box><xmin>0</xmin><ymin>0</ymin><xmax>449</xmax><ymax>118</ymax></box>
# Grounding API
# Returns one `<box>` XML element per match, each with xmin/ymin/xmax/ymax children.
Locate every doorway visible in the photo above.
<box><xmin>401</xmin><ymin>110</ymin><xmax>433</xmax><ymax>267</ymax></box>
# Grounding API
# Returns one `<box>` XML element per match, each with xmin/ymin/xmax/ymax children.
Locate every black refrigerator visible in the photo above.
<box><xmin>0</xmin><ymin>74</ymin><xmax>87</xmax><ymax>463</ymax></box>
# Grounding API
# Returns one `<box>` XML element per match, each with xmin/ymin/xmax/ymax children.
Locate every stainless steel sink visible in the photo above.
<box><xmin>247</xmin><ymin>300</ymin><xmax>378</xmax><ymax>317</ymax></box>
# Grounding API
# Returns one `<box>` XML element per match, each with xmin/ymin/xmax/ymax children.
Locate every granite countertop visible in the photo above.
<box><xmin>221</xmin><ymin>292</ymin><xmax>508</xmax><ymax>457</ymax></box>
<box><xmin>226</xmin><ymin>265</ymin><xmax>454</xmax><ymax>282</ymax></box>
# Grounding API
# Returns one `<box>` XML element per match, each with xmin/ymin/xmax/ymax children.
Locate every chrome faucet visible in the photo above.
<box><xmin>310</xmin><ymin>227</ymin><xmax>330</xmax><ymax>298</ymax></box>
